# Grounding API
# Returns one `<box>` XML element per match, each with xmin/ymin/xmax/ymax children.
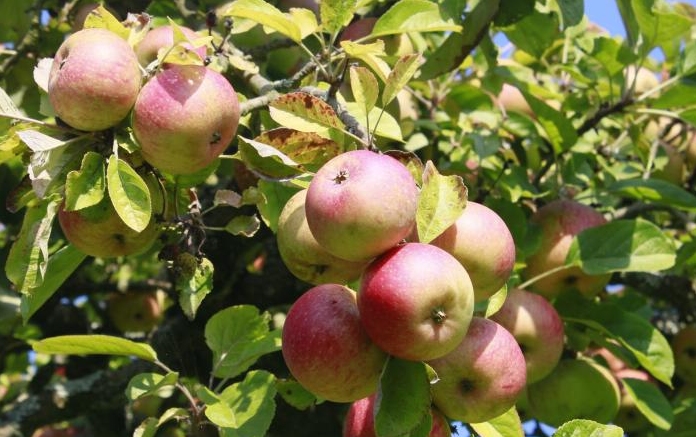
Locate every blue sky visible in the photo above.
<box><xmin>585</xmin><ymin>0</ymin><xmax>696</xmax><ymax>38</ymax></box>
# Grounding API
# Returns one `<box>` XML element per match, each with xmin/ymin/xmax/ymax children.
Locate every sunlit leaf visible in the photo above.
<box><xmin>416</xmin><ymin>161</ymin><xmax>468</xmax><ymax>244</ymax></box>
<box><xmin>470</xmin><ymin>406</ymin><xmax>524</xmax><ymax>437</ymax></box>
<box><xmin>223</xmin><ymin>0</ymin><xmax>302</xmax><ymax>43</ymax></box>
<box><xmin>126</xmin><ymin>372</ymin><xmax>179</xmax><ymax>401</ymax></box>
<box><xmin>177</xmin><ymin>257</ymin><xmax>214</xmax><ymax>320</ymax></box>
<box><xmin>382</xmin><ymin>53</ymin><xmax>422</xmax><ymax>107</ymax></box>
<box><xmin>32</xmin><ymin>334</ymin><xmax>158</xmax><ymax>362</ymax></box>
<box><xmin>65</xmin><ymin>151</ymin><xmax>105</xmax><ymax>211</ymax></box>
<box><xmin>553</xmin><ymin>419</ymin><xmax>624</xmax><ymax>437</ymax></box>
<box><xmin>320</xmin><ymin>0</ymin><xmax>357</xmax><ymax>35</ymax></box>
<box><xmin>83</xmin><ymin>5</ymin><xmax>129</xmax><ymax>39</ymax></box>
<box><xmin>621</xmin><ymin>377</ymin><xmax>673</xmax><ymax>430</ymax></box>
<box><xmin>106</xmin><ymin>155</ymin><xmax>152</xmax><ymax>233</ymax></box>
<box><xmin>371</xmin><ymin>0</ymin><xmax>461</xmax><ymax>37</ymax></box>
<box><xmin>350</xmin><ymin>66</ymin><xmax>379</xmax><ymax>114</ymax></box>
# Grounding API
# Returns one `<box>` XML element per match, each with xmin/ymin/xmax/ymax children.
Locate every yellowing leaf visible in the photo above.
<box><xmin>224</xmin><ymin>0</ymin><xmax>302</xmax><ymax>43</ymax></box>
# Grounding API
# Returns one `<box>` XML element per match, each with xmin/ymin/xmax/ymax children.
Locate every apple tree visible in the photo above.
<box><xmin>1</xmin><ymin>0</ymin><xmax>696</xmax><ymax>436</ymax></box>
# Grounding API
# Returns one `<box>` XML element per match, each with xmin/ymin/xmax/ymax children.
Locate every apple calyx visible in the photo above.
<box><xmin>431</xmin><ymin>307</ymin><xmax>447</xmax><ymax>324</ymax></box>
<box><xmin>333</xmin><ymin>170</ymin><xmax>349</xmax><ymax>184</ymax></box>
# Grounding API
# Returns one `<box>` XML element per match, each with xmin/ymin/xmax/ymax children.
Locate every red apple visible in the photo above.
<box><xmin>430</xmin><ymin>201</ymin><xmax>516</xmax><ymax>302</ymax></box>
<box><xmin>135</xmin><ymin>25</ymin><xmax>207</xmax><ymax>67</ymax></box>
<box><xmin>132</xmin><ymin>64</ymin><xmax>240</xmax><ymax>175</ymax></box>
<box><xmin>305</xmin><ymin>150</ymin><xmax>419</xmax><ymax>262</ymax></box>
<box><xmin>276</xmin><ymin>189</ymin><xmax>368</xmax><ymax>285</ymax></box>
<box><xmin>281</xmin><ymin>284</ymin><xmax>388</xmax><ymax>403</ymax></box>
<box><xmin>672</xmin><ymin>325</ymin><xmax>696</xmax><ymax>384</ymax></box>
<box><xmin>48</xmin><ymin>28</ymin><xmax>141</xmax><ymax>131</ymax></box>
<box><xmin>523</xmin><ymin>199</ymin><xmax>611</xmax><ymax>299</ymax></box>
<box><xmin>490</xmin><ymin>288</ymin><xmax>564</xmax><ymax>383</ymax></box>
<box><xmin>426</xmin><ymin>317</ymin><xmax>527</xmax><ymax>423</ymax></box>
<box><xmin>358</xmin><ymin>242</ymin><xmax>475</xmax><ymax>361</ymax></box>
<box><xmin>343</xmin><ymin>394</ymin><xmax>450</xmax><ymax>437</ymax></box>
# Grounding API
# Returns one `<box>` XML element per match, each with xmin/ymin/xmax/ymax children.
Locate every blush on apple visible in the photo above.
<box><xmin>135</xmin><ymin>24</ymin><xmax>207</xmax><ymax>67</ymax></box>
<box><xmin>281</xmin><ymin>284</ymin><xmax>387</xmax><ymax>403</ymax></box>
<box><xmin>358</xmin><ymin>242</ymin><xmax>475</xmax><ymax>361</ymax></box>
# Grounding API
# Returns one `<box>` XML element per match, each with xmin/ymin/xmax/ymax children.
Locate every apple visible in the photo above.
<box><xmin>625</xmin><ymin>65</ymin><xmax>660</xmax><ymax>96</ymax></box>
<box><xmin>489</xmin><ymin>288</ymin><xmax>564</xmax><ymax>383</ymax></box>
<box><xmin>132</xmin><ymin>64</ymin><xmax>240</xmax><ymax>175</ymax></box>
<box><xmin>276</xmin><ymin>189</ymin><xmax>368</xmax><ymax>285</ymax></box>
<box><xmin>305</xmin><ymin>150</ymin><xmax>419</xmax><ymax>262</ymax></box>
<box><xmin>281</xmin><ymin>284</ymin><xmax>388</xmax><ymax>403</ymax></box>
<box><xmin>48</xmin><ymin>28</ymin><xmax>141</xmax><ymax>131</ymax></box>
<box><xmin>358</xmin><ymin>242</ymin><xmax>474</xmax><ymax>361</ymax></box>
<box><xmin>522</xmin><ymin>199</ymin><xmax>611</xmax><ymax>299</ymax></box>
<box><xmin>587</xmin><ymin>346</ymin><xmax>628</xmax><ymax>373</ymax></box>
<box><xmin>343</xmin><ymin>394</ymin><xmax>451</xmax><ymax>437</ymax></box>
<box><xmin>430</xmin><ymin>201</ymin><xmax>516</xmax><ymax>302</ymax></box>
<box><xmin>58</xmin><ymin>198</ymin><xmax>159</xmax><ymax>258</ymax></box>
<box><xmin>495</xmin><ymin>83</ymin><xmax>533</xmax><ymax>117</ymax></box>
<box><xmin>106</xmin><ymin>291</ymin><xmax>163</xmax><ymax>333</ymax></box>
<box><xmin>134</xmin><ymin>25</ymin><xmax>207</xmax><ymax>67</ymax></box>
<box><xmin>526</xmin><ymin>357</ymin><xmax>621</xmax><ymax>427</ymax></box>
<box><xmin>672</xmin><ymin>325</ymin><xmax>696</xmax><ymax>384</ymax></box>
<box><xmin>426</xmin><ymin>317</ymin><xmax>527</xmax><ymax>423</ymax></box>
<box><xmin>613</xmin><ymin>368</ymin><xmax>653</xmax><ymax>433</ymax></box>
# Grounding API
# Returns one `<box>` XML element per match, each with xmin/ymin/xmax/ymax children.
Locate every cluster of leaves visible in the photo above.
<box><xmin>1</xmin><ymin>0</ymin><xmax>696</xmax><ymax>436</ymax></box>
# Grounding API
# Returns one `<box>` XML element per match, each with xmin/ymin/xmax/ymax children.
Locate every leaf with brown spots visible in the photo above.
<box><xmin>269</xmin><ymin>92</ymin><xmax>345</xmax><ymax>143</ymax></box>
<box><xmin>256</xmin><ymin>128</ymin><xmax>342</xmax><ymax>171</ymax></box>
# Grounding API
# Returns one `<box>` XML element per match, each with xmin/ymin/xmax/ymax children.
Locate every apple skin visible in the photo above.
<box><xmin>48</xmin><ymin>28</ymin><xmax>141</xmax><ymax>131</ymax></box>
<box><xmin>106</xmin><ymin>291</ymin><xmax>163</xmax><ymax>333</ymax></box>
<box><xmin>430</xmin><ymin>201</ymin><xmax>516</xmax><ymax>302</ymax></box>
<box><xmin>132</xmin><ymin>64</ymin><xmax>240</xmax><ymax>175</ymax></box>
<box><xmin>523</xmin><ymin>199</ymin><xmax>611</xmax><ymax>299</ymax></box>
<box><xmin>526</xmin><ymin>358</ymin><xmax>621</xmax><ymax>427</ymax></box>
<box><xmin>672</xmin><ymin>326</ymin><xmax>696</xmax><ymax>384</ymax></box>
<box><xmin>276</xmin><ymin>189</ymin><xmax>368</xmax><ymax>285</ymax></box>
<box><xmin>305</xmin><ymin>150</ymin><xmax>419</xmax><ymax>262</ymax></box>
<box><xmin>495</xmin><ymin>83</ymin><xmax>533</xmax><ymax>117</ymax></box>
<box><xmin>587</xmin><ymin>346</ymin><xmax>628</xmax><ymax>373</ymax></box>
<box><xmin>358</xmin><ymin>242</ymin><xmax>475</xmax><ymax>361</ymax></box>
<box><xmin>613</xmin><ymin>368</ymin><xmax>653</xmax><ymax>433</ymax></box>
<box><xmin>281</xmin><ymin>284</ymin><xmax>388</xmax><ymax>403</ymax></box>
<box><xmin>426</xmin><ymin>317</ymin><xmax>527</xmax><ymax>424</ymax></box>
<box><xmin>343</xmin><ymin>394</ymin><xmax>451</xmax><ymax>437</ymax></box>
<box><xmin>489</xmin><ymin>288</ymin><xmax>564</xmax><ymax>383</ymax></box>
<box><xmin>625</xmin><ymin>66</ymin><xmax>660</xmax><ymax>96</ymax></box>
<box><xmin>135</xmin><ymin>25</ymin><xmax>207</xmax><ymax>67</ymax></box>
<box><xmin>58</xmin><ymin>199</ymin><xmax>159</xmax><ymax>258</ymax></box>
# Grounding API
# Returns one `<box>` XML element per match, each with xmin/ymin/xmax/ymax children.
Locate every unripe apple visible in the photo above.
<box><xmin>281</xmin><ymin>284</ymin><xmax>388</xmax><ymax>403</ymax></box>
<box><xmin>527</xmin><ymin>358</ymin><xmax>621</xmax><ymax>427</ymax></box>
<box><xmin>358</xmin><ymin>242</ymin><xmax>474</xmax><ymax>361</ymax></box>
<box><xmin>132</xmin><ymin>64</ymin><xmax>240</xmax><ymax>175</ymax></box>
<box><xmin>57</xmin><ymin>198</ymin><xmax>159</xmax><ymax>258</ymax></box>
<box><xmin>305</xmin><ymin>150</ymin><xmax>419</xmax><ymax>262</ymax></box>
<box><xmin>276</xmin><ymin>189</ymin><xmax>368</xmax><ymax>285</ymax></box>
<box><xmin>134</xmin><ymin>25</ymin><xmax>207</xmax><ymax>67</ymax></box>
<box><xmin>672</xmin><ymin>325</ymin><xmax>696</xmax><ymax>384</ymax></box>
<box><xmin>523</xmin><ymin>199</ymin><xmax>611</xmax><ymax>299</ymax></box>
<box><xmin>489</xmin><ymin>288</ymin><xmax>564</xmax><ymax>383</ymax></box>
<box><xmin>343</xmin><ymin>394</ymin><xmax>451</xmax><ymax>437</ymax></box>
<box><xmin>430</xmin><ymin>201</ymin><xmax>516</xmax><ymax>302</ymax></box>
<box><xmin>106</xmin><ymin>291</ymin><xmax>163</xmax><ymax>333</ymax></box>
<box><xmin>427</xmin><ymin>317</ymin><xmax>527</xmax><ymax>423</ymax></box>
<box><xmin>48</xmin><ymin>28</ymin><xmax>141</xmax><ymax>131</ymax></box>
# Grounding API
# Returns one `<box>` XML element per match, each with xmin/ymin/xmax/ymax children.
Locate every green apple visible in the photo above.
<box><xmin>672</xmin><ymin>326</ymin><xmax>696</xmax><ymax>384</ymax></box>
<box><xmin>527</xmin><ymin>357</ymin><xmax>621</xmax><ymax>427</ymax></box>
<box><xmin>358</xmin><ymin>242</ymin><xmax>474</xmax><ymax>361</ymax></box>
<box><xmin>430</xmin><ymin>201</ymin><xmax>516</xmax><ymax>302</ymax></box>
<box><xmin>281</xmin><ymin>284</ymin><xmax>388</xmax><ymax>403</ymax></box>
<box><xmin>426</xmin><ymin>317</ymin><xmax>527</xmax><ymax>423</ymax></box>
<box><xmin>276</xmin><ymin>189</ymin><xmax>368</xmax><ymax>285</ymax></box>
<box><xmin>132</xmin><ymin>64</ymin><xmax>240</xmax><ymax>175</ymax></box>
<box><xmin>523</xmin><ymin>199</ymin><xmax>611</xmax><ymax>299</ymax></box>
<box><xmin>490</xmin><ymin>288</ymin><xmax>565</xmax><ymax>383</ymax></box>
<box><xmin>305</xmin><ymin>150</ymin><xmax>419</xmax><ymax>262</ymax></box>
<box><xmin>106</xmin><ymin>291</ymin><xmax>164</xmax><ymax>333</ymax></box>
<box><xmin>48</xmin><ymin>28</ymin><xmax>141</xmax><ymax>131</ymax></box>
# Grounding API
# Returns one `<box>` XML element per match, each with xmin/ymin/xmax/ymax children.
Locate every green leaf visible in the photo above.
<box><xmin>223</xmin><ymin>0</ymin><xmax>302</xmax><ymax>43</ymax></box>
<box><xmin>32</xmin><ymin>334</ymin><xmax>158</xmax><ymax>362</ymax></box>
<box><xmin>483</xmin><ymin>285</ymin><xmax>508</xmax><ymax>318</ymax></box>
<box><xmin>342</xmin><ymin>102</ymin><xmax>403</xmax><ymax>142</ymax></box>
<box><xmin>382</xmin><ymin>53</ymin><xmax>422</xmax><ymax>107</ymax></box>
<box><xmin>106</xmin><ymin>155</ymin><xmax>152</xmax><ymax>233</ymax></box>
<box><xmin>225</xmin><ymin>215</ymin><xmax>261</xmax><ymax>237</ymax></box>
<box><xmin>256</xmin><ymin>180</ymin><xmax>301</xmax><ymax>233</ymax></box>
<box><xmin>83</xmin><ymin>5</ymin><xmax>129</xmax><ymax>40</ymax></box>
<box><xmin>5</xmin><ymin>199</ymin><xmax>58</xmax><ymax>293</ymax></box>
<box><xmin>502</xmin><ymin>10</ymin><xmax>560</xmax><ymax>59</ymax></box>
<box><xmin>65</xmin><ymin>152</ymin><xmax>106</xmax><ymax>211</ymax></box>
<box><xmin>566</xmin><ymin>219</ymin><xmax>677</xmax><ymax>275</ymax></box>
<box><xmin>20</xmin><ymin>244</ymin><xmax>87</xmax><ymax>322</ymax></box>
<box><xmin>236</xmin><ymin>136</ymin><xmax>305</xmax><ymax>180</ymax></box>
<box><xmin>205</xmin><ymin>305</ymin><xmax>281</xmax><ymax>379</ymax></box>
<box><xmin>589</xmin><ymin>37</ymin><xmax>638</xmax><ymax>76</ymax></box>
<box><xmin>621</xmin><ymin>377</ymin><xmax>673</xmax><ymax>430</ymax></box>
<box><xmin>177</xmin><ymin>257</ymin><xmax>214</xmax><ymax>320</ymax></box>
<box><xmin>254</xmin><ymin>128</ymin><xmax>343</xmax><ymax>171</ymax></box>
<box><xmin>470</xmin><ymin>406</ymin><xmax>524</xmax><ymax>437</ymax></box>
<box><xmin>16</xmin><ymin>130</ymin><xmax>66</xmax><ymax>152</ymax></box>
<box><xmin>205</xmin><ymin>370</ymin><xmax>277</xmax><ymax>436</ymax></box>
<box><xmin>269</xmin><ymin>92</ymin><xmax>344</xmax><ymax>142</ymax></box>
<box><xmin>375</xmin><ymin>358</ymin><xmax>431</xmax><ymax>437</ymax></box>
<box><xmin>320</xmin><ymin>0</ymin><xmax>357</xmax><ymax>36</ymax></box>
<box><xmin>631</xmin><ymin>0</ymin><xmax>692</xmax><ymax>56</ymax></box>
<box><xmin>607</xmin><ymin>178</ymin><xmax>696</xmax><ymax>212</ymax></box>
<box><xmin>416</xmin><ymin>161</ymin><xmax>468</xmax><ymax>244</ymax></box>
<box><xmin>553</xmin><ymin>419</ymin><xmax>624</xmax><ymax>437</ymax></box>
<box><xmin>371</xmin><ymin>0</ymin><xmax>461</xmax><ymax>37</ymax></box>
<box><xmin>521</xmin><ymin>90</ymin><xmax>578</xmax><ymax>152</ymax></box>
<box><xmin>555</xmin><ymin>292</ymin><xmax>675</xmax><ymax>386</ymax></box>
<box><xmin>126</xmin><ymin>372</ymin><xmax>179</xmax><ymax>401</ymax></box>
<box><xmin>275</xmin><ymin>379</ymin><xmax>317</xmax><ymax>410</ymax></box>
<box><xmin>550</xmin><ymin>0</ymin><xmax>585</xmax><ymax>29</ymax></box>
<box><xmin>341</xmin><ymin>40</ymin><xmax>391</xmax><ymax>81</ymax></box>
<box><xmin>0</xmin><ymin>85</ymin><xmax>22</xmax><ymax>118</ymax></box>
<box><xmin>350</xmin><ymin>66</ymin><xmax>379</xmax><ymax>114</ymax></box>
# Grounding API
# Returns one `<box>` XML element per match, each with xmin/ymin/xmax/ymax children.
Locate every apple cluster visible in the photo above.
<box><xmin>47</xmin><ymin>23</ymin><xmax>240</xmax><ymax>258</ymax></box>
<box><xmin>279</xmin><ymin>149</ymin><xmax>570</xmax><ymax>431</ymax></box>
